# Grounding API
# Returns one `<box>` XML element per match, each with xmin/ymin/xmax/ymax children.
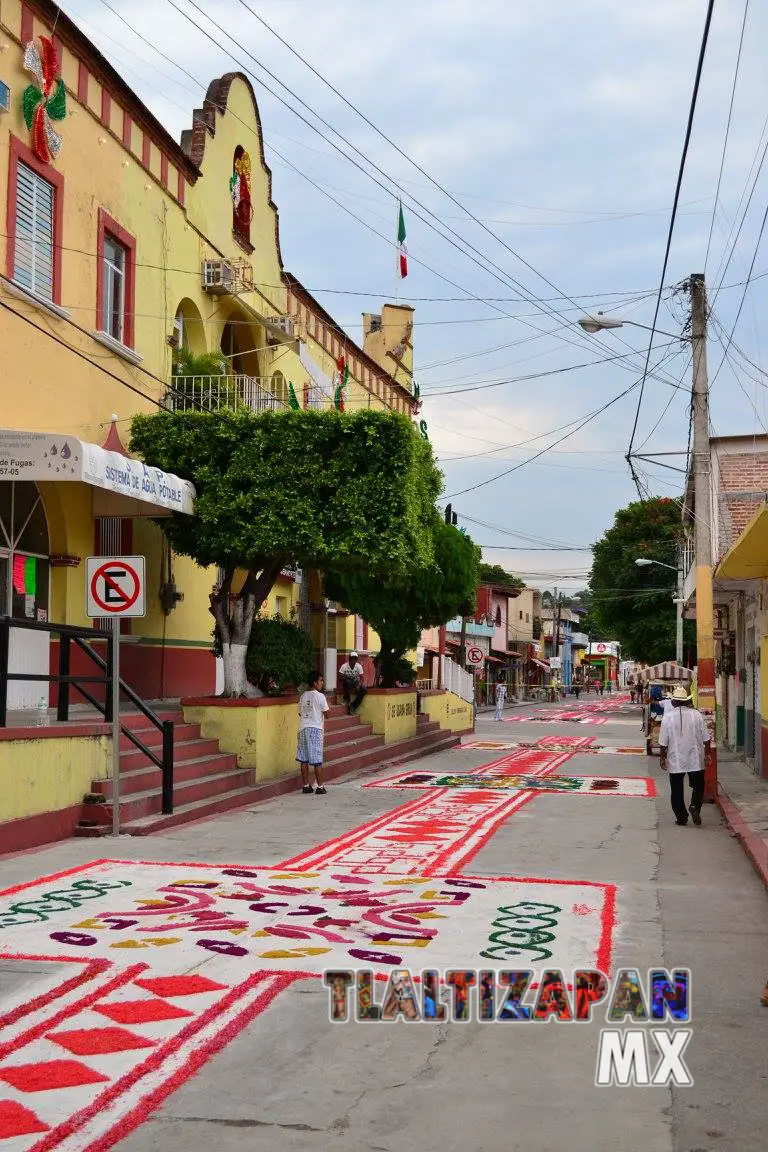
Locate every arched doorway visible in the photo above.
<box><xmin>0</xmin><ymin>482</ymin><xmax>51</xmax><ymax>710</ymax></box>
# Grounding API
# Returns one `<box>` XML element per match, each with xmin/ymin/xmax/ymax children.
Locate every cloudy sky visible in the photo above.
<box><xmin>68</xmin><ymin>0</ymin><xmax>768</xmax><ymax>590</ymax></box>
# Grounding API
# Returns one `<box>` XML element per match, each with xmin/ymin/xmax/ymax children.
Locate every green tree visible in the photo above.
<box><xmin>478</xmin><ymin>563</ymin><xmax>524</xmax><ymax>590</ymax></box>
<box><xmin>588</xmin><ymin>497</ymin><xmax>694</xmax><ymax>664</ymax></box>
<box><xmin>130</xmin><ymin>408</ymin><xmax>442</xmax><ymax>696</ymax></box>
<box><xmin>324</xmin><ymin>521</ymin><xmax>480</xmax><ymax>686</ymax></box>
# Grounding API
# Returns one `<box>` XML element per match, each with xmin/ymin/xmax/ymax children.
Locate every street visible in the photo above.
<box><xmin>1</xmin><ymin>693</ymin><xmax>767</xmax><ymax>1152</ymax></box>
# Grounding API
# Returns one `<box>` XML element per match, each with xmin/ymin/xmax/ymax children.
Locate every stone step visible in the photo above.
<box><xmin>93</xmin><ymin>743</ymin><xmax>239</xmax><ymax>799</ymax></box>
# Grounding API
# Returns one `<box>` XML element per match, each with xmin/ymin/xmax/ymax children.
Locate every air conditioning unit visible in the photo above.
<box><xmin>265</xmin><ymin>315</ymin><xmax>295</xmax><ymax>339</ymax></box>
<box><xmin>201</xmin><ymin>260</ymin><xmax>235</xmax><ymax>294</ymax></box>
<box><xmin>0</xmin><ymin>81</ymin><xmax>10</xmax><ymax>114</ymax></box>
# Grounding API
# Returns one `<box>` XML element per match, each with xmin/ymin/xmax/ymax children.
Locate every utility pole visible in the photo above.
<box><xmin>689</xmin><ymin>273</ymin><xmax>717</xmax><ymax>800</ymax></box>
<box><xmin>675</xmin><ymin>544</ymin><xmax>684</xmax><ymax>667</ymax></box>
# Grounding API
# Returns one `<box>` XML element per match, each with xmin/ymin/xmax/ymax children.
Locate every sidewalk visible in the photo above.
<box><xmin>717</xmin><ymin>748</ymin><xmax>768</xmax><ymax>890</ymax></box>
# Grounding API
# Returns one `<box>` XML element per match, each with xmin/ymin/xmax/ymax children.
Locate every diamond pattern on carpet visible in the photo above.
<box><xmin>134</xmin><ymin>975</ymin><xmax>228</xmax><ymax>997</ymax></box>
<box><xmin>94</xmin><ymin>998</ymin><xmax>194</xmax><ymax>1025</ymax></box>
<box><xmin>0</xmin><ymin>1099</ymin><xmax>50</xmax><ymax>1138</ymax></box>
<box><xmin>0</xmin><ymin>1059</ymin><xmax>110</xmax><ymax>1092</ymax></box>
<box><xmin>47</xmin><ymin>1026</ymin><xmax>158</xmax><ymax>1056</ymax></box>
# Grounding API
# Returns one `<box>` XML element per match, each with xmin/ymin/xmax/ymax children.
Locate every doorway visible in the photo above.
<box><xmin>0</xmin><ymin>482</ymin><xmax>51</xmax><ymax>709</ymax></box>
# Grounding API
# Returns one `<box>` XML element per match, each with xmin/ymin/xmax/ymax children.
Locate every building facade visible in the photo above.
<box><xmin>0</xmin><ymin>0</ymin><xmax>417</xmax><ymax>710</ymax></box>
<box><xmin>682</xmin><ymin>435</ymin><xmax>768</xmax><ymax>776</ymax></box>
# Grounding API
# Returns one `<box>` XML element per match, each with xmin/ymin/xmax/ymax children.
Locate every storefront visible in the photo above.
<box><xmin>0</xmin><ymin>427</ymin><xmax>195</xmax><ymax>710</ymax></box>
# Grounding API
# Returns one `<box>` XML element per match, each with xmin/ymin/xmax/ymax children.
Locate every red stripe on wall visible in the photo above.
<box><xmin>77</xmin><ymin>61</ymin><xmax>89</xmax><ymax>104</ymax></box>
<box><xmin>20</xmin><ymin>4</ymin><xmax>33</xmax><ymax>43</ymax></box>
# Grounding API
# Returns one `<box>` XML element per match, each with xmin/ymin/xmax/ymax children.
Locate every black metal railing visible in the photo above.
<box><xmin>0</xmin><ymin>617</ymin><xmax>174</xmax><ymax>815</ymax></box>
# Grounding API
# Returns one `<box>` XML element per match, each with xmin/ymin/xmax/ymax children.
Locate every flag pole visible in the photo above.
<box><xmin>394</xmin><ymin>200</ymin><xmax>399</xmax><ymax>305</ymax></box>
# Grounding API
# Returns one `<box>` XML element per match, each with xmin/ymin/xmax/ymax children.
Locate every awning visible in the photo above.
<box><xmin>530</xmin><ymin>658</ymin><xmax>550</xmax><ymax>672</ymax></box>
<box><xmin>716</xmin><ymin>503</ymin><xmax>768</xmax><ymax>581</ymax></box>
<box><xmin>0</xmin><ymin>428</ymin><xmax>195</xmax><ymax>515</ymax></box>
<box><xmin>485</xmin><ymin>655</ymin><xmax>505</xmax><ymax>665</ymax></box>
<box><xmin>639</xmin><ymin>661</ymin><xmax>693</xmax><ymax>683</ymax></box>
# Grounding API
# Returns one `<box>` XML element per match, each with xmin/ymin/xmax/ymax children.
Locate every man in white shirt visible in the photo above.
<box><xmin>494</xmin><ymin>681</ymin><xmax>507</xmax><ymax>721</ymax></box>
<box><xmin>658</xmin><ymin>686</ymin><xmax>711</xmax><ymax>826</ymax></box>
<box><xmin>338</xmin><ymin>651</ymin><xmax>367</xmax><ymax>714</ymax></box>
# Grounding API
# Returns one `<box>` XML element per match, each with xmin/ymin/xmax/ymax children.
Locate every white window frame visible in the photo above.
<box><xmin>14</xmin><ymin>162</ymin><xmax>55</xmax><ymax>301</ymax></box>
<box><xmin>102</xmin><ymin>232</ymin><xmax>127</xmax><ymax>343</ymax></box>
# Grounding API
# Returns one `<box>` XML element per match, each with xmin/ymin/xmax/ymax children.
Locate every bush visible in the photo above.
<box><xmin>244</xmin><ymin>614</ymin><xmax>317</xmax><ymax>695</ymax></box>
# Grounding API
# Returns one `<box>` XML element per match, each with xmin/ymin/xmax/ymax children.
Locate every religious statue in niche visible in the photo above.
<box><xmin>231</xmin><ymin>145</ymin><xmax>253</xmax><ymax>245</ymax></box>
<box><xmin>22</xmin><ymin>36</ymin><xmax>67</xmax><ymax>164</ymax></box>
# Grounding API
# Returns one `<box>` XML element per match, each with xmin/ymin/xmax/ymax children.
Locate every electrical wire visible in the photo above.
<box><xmin>444</xmin><ymin>345</ymin><xmax>676</xmax><ymax>498</ymax></box>
<box><xmin>165</xmin><ymin>0</ymin><xmax>673</xmax><ymax>379</ymax></box>
<box><xmin>625</xmin><ymin>0</ymin><xmax>716</xmax><ymax>489</ymax></box>
<box><xmin>704</xmin><ymin>0</ymin><xmax>750</xmax><ymax>273</ymax></box>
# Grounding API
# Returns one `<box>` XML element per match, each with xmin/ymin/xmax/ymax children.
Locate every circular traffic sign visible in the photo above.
<box><xmin>90</xmin><ymin>560</ymin><xmax>141</xmax><ymax>614</ymax></box>
<box><xmin>466</xmin><ymin>646</ymin><xmax>484</xmax><ymax>666</ymax></box>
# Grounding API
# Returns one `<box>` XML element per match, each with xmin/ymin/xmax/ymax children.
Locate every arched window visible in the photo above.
<box><xmin>231</xmin><ymin>146</ymin><xmax>253</xmax><ymax>247</ymax></box>
<box><xmin>0</xmin><ymin>481</ymin><xmax>50</xmax><ymax>621</ymax></box>
<box><xmin>495</xmin><ymin>606</ymin><xmax>502</xmax><ymax>627</ymax></box>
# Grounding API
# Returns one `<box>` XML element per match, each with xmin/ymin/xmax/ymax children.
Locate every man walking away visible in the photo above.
<box><xmin>339</xmin><ymin>651</ymin><xmax>367</xmax><ymax>714</ymax></box>
<box><xmin>494</xmin><ymin>680</ymin><xmax>507</xmax><ymax>721</ymax></box>
<box><xmin>658</xmin><ymin>685</ymin><xmax>711</xmax><ymax>826</ymax></box>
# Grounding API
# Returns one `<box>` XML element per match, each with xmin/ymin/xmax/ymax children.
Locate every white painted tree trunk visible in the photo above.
<box><xmin>221</xmin><ymin>642</ymin><xmax>249</xmax><ymax>697</ymax></box>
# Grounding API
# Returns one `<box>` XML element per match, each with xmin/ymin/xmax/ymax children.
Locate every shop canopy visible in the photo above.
<box><xmin>639</xmin><ymin>661</ymin><xmax>693</xmax><ymax>683</ymax></box>
<box><xmin>529</xmin><ymin>658</ymin><xmax>550</xmax><ymax>672</ymax></box>
<box><xmin>0</xmin><ymin>428</ymin><xmax>195</xmax><ymax>516</ymax></box>
<box><xmin>716</xmin><ymin>503</ymin><xmax>768</xmax><ymax>581</ymax></box>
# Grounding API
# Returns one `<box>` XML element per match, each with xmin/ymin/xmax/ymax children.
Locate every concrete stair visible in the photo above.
<box><xmin>75</xmin><ymin>704</ymin><xmax>463</xmax><ymax>837</ymax></box>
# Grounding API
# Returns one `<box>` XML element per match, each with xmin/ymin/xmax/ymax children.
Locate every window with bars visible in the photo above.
<box><xmin>13</xmin><ymin>162</ymin><xmax>55</xmax><ymax>300</ymax></box>
<box><xmin>102</xmin><ymin>233</ymin><xmax>127</xmax><ymax>342</ymax></box>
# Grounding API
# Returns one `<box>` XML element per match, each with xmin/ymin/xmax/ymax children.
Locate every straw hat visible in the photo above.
<box><xmin>671</xmin><ymin>685</ymin><xmax>691</xmax><ymax>702</ymax></box>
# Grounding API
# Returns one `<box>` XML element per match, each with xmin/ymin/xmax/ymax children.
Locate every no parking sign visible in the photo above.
<box><xmin>86</xmin><ymin>556</ymin><xmax>146</xmax><ymax>618</ymax></box>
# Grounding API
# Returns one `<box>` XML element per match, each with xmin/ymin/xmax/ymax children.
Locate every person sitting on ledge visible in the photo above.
<box><xmin>338</xmin><ymin>651</ymin><xmax>368</xmax><ymax>714</ymax></box>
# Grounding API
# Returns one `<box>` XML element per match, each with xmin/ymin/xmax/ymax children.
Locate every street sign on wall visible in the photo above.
<box><xmin>86</xmin><ymin>556</ymin><xmax>146</xmax><ymax>618</ymax></box>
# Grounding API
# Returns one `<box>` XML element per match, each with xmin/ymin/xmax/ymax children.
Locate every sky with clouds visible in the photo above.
<box><xmin>67</xmin><ymin>0</ymin><xmax>768</xmax><ymax>590</ymax></box>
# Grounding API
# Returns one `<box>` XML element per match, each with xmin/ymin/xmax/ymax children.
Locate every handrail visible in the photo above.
<box><xmin>0</xmin><ymin>616</ymin><xmax>174</xmax><ymax>815</ymax></box>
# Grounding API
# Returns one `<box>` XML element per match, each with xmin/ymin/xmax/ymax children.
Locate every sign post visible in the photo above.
<box><xmin>86</xmin><ymin>556</ymin><xmax>146</xmax><ymax>838</ymax></box>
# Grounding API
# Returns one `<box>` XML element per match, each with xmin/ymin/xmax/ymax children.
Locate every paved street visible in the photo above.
<box><xmin>1</xmin><ymin>695</ymin><xmax>767</xmax><ymax>1152</ymax></box>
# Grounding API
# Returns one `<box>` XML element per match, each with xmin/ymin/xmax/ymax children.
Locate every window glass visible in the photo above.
<box><xmin>14</xmin><ymin>162</ymin><xmax>55</xmax><ymax>299</ymax></box>
<box><xmin>103</xmin><ymin>233</ymin><xmax>126</xmax><ymax>342</ymax></box>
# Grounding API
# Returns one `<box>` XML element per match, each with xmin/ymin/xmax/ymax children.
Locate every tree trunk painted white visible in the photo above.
<box><xmin>221</xmin><ymin>643</ymin><xmax>249</xmax><ymax>698</ymax></box>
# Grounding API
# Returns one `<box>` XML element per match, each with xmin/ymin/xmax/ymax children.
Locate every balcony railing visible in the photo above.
<box><xmin>166</xmin><ymin>375</ymin><xmax>288</xmax><ymax>413</ymax></box>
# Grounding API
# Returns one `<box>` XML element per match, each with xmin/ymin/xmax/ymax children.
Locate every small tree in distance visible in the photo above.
<box><xmin>130</xmin><ymin>408</ymin><xmax>442</xmax><ymax>696</ymax></box>
<box><xmin>324</xmin><ymin>521</ymin><xmax>480</xmax><ymax>686</ymax></box>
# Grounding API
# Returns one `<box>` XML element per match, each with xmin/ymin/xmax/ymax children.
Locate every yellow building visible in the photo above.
<box><xmin>0</xmin><ymin>0</ymin><xmax>418</xmax><ymax>710</ymax></box>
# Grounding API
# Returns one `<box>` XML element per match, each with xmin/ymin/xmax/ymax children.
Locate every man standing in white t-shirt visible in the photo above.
<box><xmin>296</xmin><ymin>671</ymin><xmax>330</xmax><ymax>795</ymax></box>
<box><xmin>658</xmin><ymin>686</ymin><xmax>711</xmax><ymax>826</ymax></box>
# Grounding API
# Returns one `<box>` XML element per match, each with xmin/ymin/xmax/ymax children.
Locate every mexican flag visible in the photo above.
<box><xmin>397</xmin><ymin>201</ymin><xmax>408</xmax><ymax>279</ymax></box>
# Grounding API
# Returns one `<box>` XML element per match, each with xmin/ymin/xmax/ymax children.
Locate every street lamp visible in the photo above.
<box><xmin>578</xmin><ymin>313</ymin><xmax>685</xmax><ymax>342</ymax></box>
<box><xmin>635</xmin><ymin>558</ymin><xmax>683</xmax><ymax>665</ymax></box>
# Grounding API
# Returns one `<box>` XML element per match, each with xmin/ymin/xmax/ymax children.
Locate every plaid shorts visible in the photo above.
<box><xmin>296</xmin><ymin>726</ymin><xmax>323</xmax><ymax>765</ymax></box>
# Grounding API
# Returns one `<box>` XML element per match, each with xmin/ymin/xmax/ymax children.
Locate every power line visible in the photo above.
<box><xmin>625</xmin><ymin>0</ymin><xmax>716</xmax><ymax>492</ymax></box>
<box><xmin>444</xmin><ymin>345</ymin><xmax>676</xmax><ymax>498</ymax></box>
<box><xmin>167</xmin><ymin>0</ymin><xmax>669</xmax><ymax>378</ymax></box>
<box><xmin>704</xmin><ymin>0</ymin><xmax>750</xmax><ymax>272</ymax></box>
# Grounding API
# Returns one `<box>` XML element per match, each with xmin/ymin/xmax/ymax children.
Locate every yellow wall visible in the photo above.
<box><xmin>0</xmin><ymin>3</ymin><xmax>412</xmax><ymax>685</ymax></box>
<box><xmin>183</xmin><ymin>700</ymin><xmax>298</xmax><ymax>780</ymax></box>
<box><xmin>421</xmin><ymin>691</ymin><xmax>474</xmax><ymax>733</ymax></box>
<box><xmin>359</xmin><ymin>690</ymin><xmax>417</xmax><ymax>743</ymax></box>
<box><xmin>0</xmin><ymin>734</ymin><xmax>110</xmax><ymax>822</ymax></box>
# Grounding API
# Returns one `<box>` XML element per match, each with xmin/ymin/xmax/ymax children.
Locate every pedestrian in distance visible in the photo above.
<box><xmin>658</xmin><ymin>685</ymin><xmax>711</xmax><ymax>826</ymax></box>
<box><xmin>598</xmin><ymin>680</ymin><xmax>604</xmax><ymax>697</ymax></box>
<box><xmin>339</xmin><ymin>651</ymin><xmax>367</xmax><ymax>714</ymax></box>
<box><xmin>297</xmin><ymin>671</ymin><xmax>330</xmax><ymax>795</ymax></box>
<box><xmin>494</xmin><ymin>680</ymin><xmax>507</xmax><ymax>721</ymax></box>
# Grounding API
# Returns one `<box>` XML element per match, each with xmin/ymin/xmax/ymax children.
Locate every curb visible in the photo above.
<box><xmin>716</xmin><ymin>788</ymin><xmax>768</xmax><ymax>891</ymax></box>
